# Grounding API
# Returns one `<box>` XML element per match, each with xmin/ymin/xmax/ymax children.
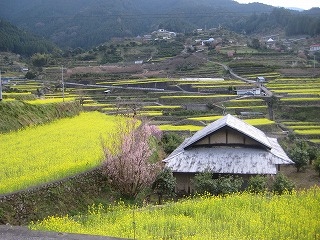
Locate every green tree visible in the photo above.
<box><xmin>161</xmin><ymin>132</ymin><xmax>184</xmax><ymax>155</ymax></box>
<box><xmin>307</xmin><ymin>146</ymin><xmax>319</xmax><ymax>164</ymax></box>
<box><xmin>25</xmin><ymin>71</ymin><xmax>37</xmax><ymax>79</ymax></box>
<box><xmin>31</xmin><ymin>53</ymin><xmax>50</xmax><ymax>67</ymax></box>
<box><xmin>313</xmin><ymin>156</ymin><xmax>320</xmax><ymax>177</ymax></box>
<box><xmin>289</xmin><ymin>141</ymin><xmax>309</xmax><ymax>172</ymax></box>
<box><xmin>250</xmin><ymin>38</ymin><xmax>261</xmax><ymax>49</ymax></box>
<box><xmin>152</xmin><ymin>167</ymin><xmax>176</xmax><ymax>204</ymax></box>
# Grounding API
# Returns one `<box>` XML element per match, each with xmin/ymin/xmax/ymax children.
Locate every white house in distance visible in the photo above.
<box><xmin>202</xmin><ymin>38</ymin><xmax>214</xmax><ymax>46</ymax></box>
<box><xmin>236</xmin><ymin>88</ymin><xmax>261</xmax><ymax>96</ymax></box>
<box><xmin>163</xmin><ymin>114</ymin><xmax>293</xmax><ymax>194</ymax></box>
<box><xmin>310</xmin><ymin>44</ymin><xmax>320</xmax><ymax>52</ymax></box>
<box><xmin>152</xmin><ymin>29</ymin><xmax>176</xmax><ymax>40</ymax></box>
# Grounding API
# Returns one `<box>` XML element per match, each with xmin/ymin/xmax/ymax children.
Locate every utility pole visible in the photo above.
<box><xmin>0</xmin><ymin>70</ymin><xmax>2</xmax><ymax>101</ymax></box>
<box><xmin>314</xmin><ymin>54</ymin><xmax>316</xmax><ymax>69</ymax></box>
<box><xmin>61</xmin><ymin>66</ymin><xmax>65</xmax><ymax>102</ymax></box>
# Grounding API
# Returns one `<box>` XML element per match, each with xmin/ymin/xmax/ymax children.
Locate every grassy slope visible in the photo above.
<box><xmin>0</xmin><ymin>112</ymin><xmax>120</xmax><ymax>194</ymax></box>
<box><xmin>0</xmin><ymin>100</ymin><xmax>81</xmax><ymax>133</ymax></box>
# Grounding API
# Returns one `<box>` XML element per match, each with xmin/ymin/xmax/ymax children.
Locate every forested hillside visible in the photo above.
<box><xmin>236</xmin><ymin>8</ymin><xmax>320</xmax><ymax>36</ymax></box>
<box><xmin>0</xmin><ymin>0</ymin><xmax>319</xmax><ymax>49</ymax></box>
<box><xmin>0</xmin><ymin>0</ymin><xmax>274</xmax><ymax>49</ymax></box>
<box><xmin>0</xmin><ymin>19</ymin><xmax>59</xmax><ymax>56</ymax></box>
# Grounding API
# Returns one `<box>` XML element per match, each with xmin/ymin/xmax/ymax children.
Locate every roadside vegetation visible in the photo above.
<box><xmin>30</xmin><ymin>187</ymin><xmax>320</xmax><ymax>240</ymax></box>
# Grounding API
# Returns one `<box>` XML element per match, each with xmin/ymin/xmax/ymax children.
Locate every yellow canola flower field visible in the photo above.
<box><xmin>0</xmin><ymin>112</ymin><xmax>120</xmax><ymax>194</ymax></box>
<box><xmin>26</xmin><ymin>98</ymin><xmax>75</xmax><ymax>104</ymax></box>
<box><xmin>30</xmin><ymin>187</ymin><xmax>320</xmax><ymax>240</ymax></box>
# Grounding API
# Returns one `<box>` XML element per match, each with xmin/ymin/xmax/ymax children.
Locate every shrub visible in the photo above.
<box><xmin>194</xmin><ymin>171</ymin><xmax>243</xmax><ymax>195</ymax></box>
<box><xmin>193</xmin><ymin>171</ymin><xmax>217</xmax><ymax>195</ymax></box>
<box><xmin>152</xmin><ymin>167</ymin><xmax>176</xmax><ymax>204</ymax></box>
<box><xmin>161</xmin><ymin>132</ymin><xmax>184</xmax><ymax>155</ymax></box>
<box><xmin>272</xmin><ymin>173</ymin><xmax>295</xmax><ymax>194</ymax></box>
<box><xmin>216</xmin><ymin>176</ymin><xmax>243</xmax><ymax>195</ymax></box>
<box><xmin>246</xmin><ymin>175</ymin><xmax>268</xmax><ymax>193</ymax></box>
<box><xmin>313</xmin><ymin>156</ymin><xmax>320</xmax><ymax>177</ymax></box>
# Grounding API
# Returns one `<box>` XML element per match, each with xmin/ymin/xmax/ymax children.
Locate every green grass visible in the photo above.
<box><xmin>142</xmin><ymin>105</ymin><xmax>182</xmax><ymax>110</ymax></box>
<box><xmin>286</xmin><ymin>126</ymin><xmax>320</xmax><ymax>130</ymax></box>
<box><xmin>160</xmin><ymin>94</ymin><xmax>232</xmax><ymax>99</ymax></box>
<box><xmin>294</xmin><ymin>129</ymin><xmax>320</xmax><ymax>135</ymax></box>
<box><xmin>186</xmin><ymin>116</ymin><xmax>274</xmax><ymax>126</ymax></box>
<box><xmin>274</xmin><ymin>89</ymin><xmax>320</xmax><ymax>94</ymax></box>
<box><xmin>226</xmin><ymin>106</ymin><xmax>267</xmax><ymax>109</ymax></box>
<box><xmin>0</xmin><ymin>100</ymin><xmax>81</xmax><ymax>133</ymax></box>
<box><xmin>30</xmin><ymin>187</ymin><xmax>320</xmax><ymax>240</ymax></box>
<box><xmin>188</xmin><ymin>116</ymin><xmax>224</xmax><ymax>121</ymax></box>
<box><xmin>280</xmin><ymin>98</ymin><xmax>320</xmax><ymax>101</ymax></box>
<box><xmin>229</xmin><ymin>99</ymin><xmax>264</xmax><ymax>103</ymax></box>
<box><xmin>158</xmin><ymin>124</ymin><xmax>203</xmax><ymax>132</ymax></box>
<box><xmin>282</xmin><ymin>122</ymin><xmax>319</xmax><ymax>125</ymax></box>
<box><xmin>83</xmin><ymin>103</ymin><xmax>114</xmax><ymax>107</ymax></box>
<box><xmin>138</xmin><ymin>111</ymin><xmax>163</xmax><ymax>116</ymax></box>
<box><xmin>0</xmin><ymin>112</ymin><xmax>120</xmax><ymax>194</ymax></box>
<box><xmin>244</xmin><ymin>118</ymin><xmax>275</xmax><ymax>126</ymax></box>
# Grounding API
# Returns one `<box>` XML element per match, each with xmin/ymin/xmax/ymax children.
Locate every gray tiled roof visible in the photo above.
<box><xmin>163</xmin><ymin>115</ymin><xmax>293</xmax><ymax>174</ymax></box>
<box><xmin>164</xmin><ymin>147</ymin><xmax>282</xmax><ymax>174</ymax></box>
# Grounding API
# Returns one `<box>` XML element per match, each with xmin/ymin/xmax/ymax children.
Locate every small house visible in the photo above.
<box><xmin>163</xmin><ymin>114</ymin><xmax>293</xmax><ymax>194</ymax></box>
<box><xmin>310</xmin><ymin>44</ymin><xmax>320</xmax><ymax>52</ymax></box>
<box><xmin>236</xmin><ymin>88</ymin><xmax>261</xmax><ymax>96</ymax></box>
<box><xmin>256</xmin><ymin>76</ymin><xmax>266</xmax><ymax>82</ymax></box>
<box><xmin>202</xmin><ymin>38</ymin><xmax>214</xmax><ymax>46</ymax></box>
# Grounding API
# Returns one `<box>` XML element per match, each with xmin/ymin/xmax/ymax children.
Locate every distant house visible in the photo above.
<box><xmin>163</xmin><ymin>114</ymin><xmax>293</xmax><ymax>194</ymax></box>
<box><xmin>236</xmin><ymin>88</ymin><xmax>261</xmax><ymax>96</ymax></box>
<box><xmin>152</xmin><ymin>29</ymin><xmax>176</xmax><ymax>40</ymax></box>
<box><xmin>266</xmin><ymin>38</ymin><xmax>276</xmax><ymax>49</ymax></box>
<box><xmin>256</xmin><ymin>76</ymin><xmax>266</xmax><ymax>82</ymax></box>
<box><xmin>202</xmin><ymin>38</ymin><xmax>214</xmax><ymax>46</ymax></box>
<box><xmin>143</xmin><ymin>35</ymin><xmax>152</xmax><ymax>41</ymax></box>
<box><xmin>310</xmin><ymin>44</ymin><xmax>320</xmax><ymax>52</ymax></box>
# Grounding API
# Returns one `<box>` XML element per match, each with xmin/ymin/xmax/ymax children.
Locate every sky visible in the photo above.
<box><xmin>235</xmin><ymin>0</ymin><xmax>320</xmax><ymax>10</ymax></box>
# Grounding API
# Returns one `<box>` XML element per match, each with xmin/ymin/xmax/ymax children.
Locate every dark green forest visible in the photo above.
<box><xmin>0</xmin><ymin>19</ymin><xmax>58</xmax><ymax>56</ymax></box>
<box><xmin>0</xmin><ymin>0</ymin><xmax>319</xmax><ymax>51</ymax></box>
<box><xmin>236</xmin><ymin>8</ymin><xmax>320</xmax><ymax>36</ymax></box>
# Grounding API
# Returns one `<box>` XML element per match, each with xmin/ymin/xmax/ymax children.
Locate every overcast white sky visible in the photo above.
<box><xmin>235</xmin><ymin>0</ymin><xmax>320</xmax><ymax>10</ymax></box>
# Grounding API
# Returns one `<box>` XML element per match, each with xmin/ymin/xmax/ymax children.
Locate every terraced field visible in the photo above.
<box><xmin>3</xmin><ymin>73</ymin><xmax>319</xmax><ymax>144</ymax></box>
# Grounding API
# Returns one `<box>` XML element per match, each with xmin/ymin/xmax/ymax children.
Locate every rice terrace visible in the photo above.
<box><xmin>1</xmin><ymin>0</ymin><xmax>320</xmax><ymax>239</ymax></box>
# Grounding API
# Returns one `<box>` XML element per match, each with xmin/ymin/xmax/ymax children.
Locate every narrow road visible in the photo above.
<box><xmin>192</xmin><ymin>53</ymin><xmax>273</xmax><ymax>96</ymax></box>
<box><xmin>0</xmin><ymin>225</ymin><xmax>129</xmax><ymax>240</ymax></box>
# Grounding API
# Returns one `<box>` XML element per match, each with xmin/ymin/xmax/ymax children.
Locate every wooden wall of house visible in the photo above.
<box><xmin>174</xmin><ymin>172</ymin><xmax>196</xmax><ymax>195</ymax></box>
<box><xmin>194</xmin><ymin>128</ymin><xmax>262</xmax><ymax>147</ymax></box>
<box><xmin>173</xmin><ymin>172</ymin><xmax>272</xmax><ymax>194</ymax></box>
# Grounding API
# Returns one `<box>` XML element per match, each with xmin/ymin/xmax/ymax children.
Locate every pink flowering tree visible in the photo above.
<box><xmin>102</xmin><ymin>118</ymin><xmax>162</xmax><ymax>199</ymax></box>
